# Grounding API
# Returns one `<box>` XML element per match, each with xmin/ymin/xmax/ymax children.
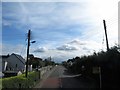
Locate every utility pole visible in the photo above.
<box><xmin>103</xmin><ymin>20</ymin><xmax>109</xmax><ymax>51</ymax></box>
<box><xmin>25</xmin><ymin>30</ymin><xmax>31</xmax><ymax>78</ymax></box>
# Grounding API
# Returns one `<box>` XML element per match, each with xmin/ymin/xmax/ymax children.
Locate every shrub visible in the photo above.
<box><xmin>0</xmin><ymin>79</ymin><xmax>2</xmax><ymax>90</ymax></box>
<box><xmin>65</xmin><ymin>46</ymin><xmax>120</xmax><ymax>88</ymax></box>
<box><xmin>2</xmin><ymin>71</ymin><xmax>40</xmax><ymax>89</ymax></box>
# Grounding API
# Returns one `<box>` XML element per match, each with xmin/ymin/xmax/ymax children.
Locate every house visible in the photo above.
<box><xmin>1</xmin><ymin>53</ymin><xmax>25</xmax><ymax>77</ymax></box>
<box><xmin>1</xmin><ymin>54</ymin><xmax>9</xmax><ymax>72</ymax></box>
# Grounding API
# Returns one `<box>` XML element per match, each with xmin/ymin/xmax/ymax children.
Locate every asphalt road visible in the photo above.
<box><xmin>35</xmin><ymin>65</ymin><xmax>98</xmax><ymax>88</ymax></box>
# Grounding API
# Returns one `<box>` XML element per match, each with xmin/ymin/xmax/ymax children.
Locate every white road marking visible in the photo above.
<box><xmin>61</xmin><ymin>74</ymin><xmax>82</xmax><ymax>78</ymax></box>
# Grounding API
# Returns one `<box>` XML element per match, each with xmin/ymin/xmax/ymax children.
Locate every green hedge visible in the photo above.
<box><xmin>0</xmin><ymin>79</ymin><xmax>2</xmax><ymax>90</ymax></box>
<box><xmin>1</xmin><ymin>71</ymin><xmax>40</xmax><ymax>89</ymax></box>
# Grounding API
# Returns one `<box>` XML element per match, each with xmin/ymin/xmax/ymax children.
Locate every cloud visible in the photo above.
<box><xmin>3</xmin><ymin>1</ymin><xmax>118</xmax><ymax>45</ymax></box>
<box><xmin>2</xmin><ymin>20</ymin><xmax>11</xmax><ymax>26</ymax></box>
<box><xmin>56</xmin><ymin>38</ymin><xmax>103</xmax><ymax>52</ymax></box>
<box><xmin>2</xmin><ymin>0</ymin><xmax>118</xmax><ymax>63</ymax></box>
<box><xmin>0</xmin><ymin>44</ymin><xmax>2</xmax><ymax>54</ymax></box>
<box><xmin>68</xmin><ymin>39</ymin><xmax>86</xmax><ymax>45</ymax></box>
<box><xmin>1</xmin><ymin>43</ymin><xmax>26</xmax><ymax>57</ymax></box>
<box><xmin>56</xmin><ymin>44</ymin><xmax>79</xmax><ymax>51</ymax></box>
<box><xmin>2</xmin><ymin>0</ymin><xmax>86</xmax><ymax>2</ymax></box>
<box><xmin>34</xmin><ymin>47</ymin><xmax>48</xmax><ymax>52</ymax></box>
<box><xmin>31</xmin><ymin>38</ymin><xmax>105</xmax><ymax>62</ymax></box>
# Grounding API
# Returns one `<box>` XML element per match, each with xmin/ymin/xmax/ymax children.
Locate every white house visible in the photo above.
<box><xmin>1</xmin><ymin>54</ymin><xmax>9</xmax><ymax>72</ymax></box>
<box><xmin>1</xmin><ymin>53</ymin><xmax>25</xmax><ymax>73</ymax></box>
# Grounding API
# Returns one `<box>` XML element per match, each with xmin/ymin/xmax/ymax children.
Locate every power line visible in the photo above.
<box><xmin>102</xmin><ymin>34</ymin><xmax>105</xmax><ymax>50</ymax></box>
<box><xmin>20</xmin><ymin>42</ymin><xmax>27</xmax><ymax>57</ymax></box>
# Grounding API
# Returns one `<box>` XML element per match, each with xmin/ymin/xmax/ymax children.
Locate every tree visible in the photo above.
<box><xmin>28</xmin><ymin>55</ymin><xmax>44</xmax><ymax>68</ymax></box>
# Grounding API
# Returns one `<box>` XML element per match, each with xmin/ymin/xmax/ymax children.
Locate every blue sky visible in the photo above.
<box><xmin>2</xmin><ymin>2</ymin><xmax>84</xmax><ymax>44</ymax></box>
<box><xmin>1</xmin><ymin>0</ymin><xmax>118</xmax><ymax>62</ymax></box>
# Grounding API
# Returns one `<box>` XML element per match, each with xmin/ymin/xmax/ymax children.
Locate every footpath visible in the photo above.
<box><xmin>33</xmin><ymin>66</ymin><xmax>56</xmax><ymax>88</ymax></box>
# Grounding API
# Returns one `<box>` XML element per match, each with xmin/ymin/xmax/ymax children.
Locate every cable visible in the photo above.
<box><xmin>20</xmin><ymin>36</ymin><xmax>28</xmax><ymax>56</ymax></box>
<box><xmin>102</xmin><ymin>34</ymin><xmax>104</xmax><ymax>45</ymax></box>
<box><xmin>20</xmin><ymin>42</ymin><xmax>27</xmax><ymax>57</ymax></box>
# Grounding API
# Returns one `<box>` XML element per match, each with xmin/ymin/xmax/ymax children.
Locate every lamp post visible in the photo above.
<box><xmin>25</xmin><ymin>30</ymin><xmax>30</xmax><ymax>78</ymax></box>
<box><xmin>25</xmin><ymin>30</ymin><xmax>36</xmax><ymax>78</ymax></box>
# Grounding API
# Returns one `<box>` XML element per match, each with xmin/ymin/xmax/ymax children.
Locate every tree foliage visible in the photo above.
<box><xmin>63</xmin><ymin>46</ymin><xmax>120</xmax><ymax>88</ymax></box>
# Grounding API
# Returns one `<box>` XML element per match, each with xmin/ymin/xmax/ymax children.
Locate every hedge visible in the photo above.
<box><xmin>64</xmin><ymin>46</ymin><xmax>120</xmax><ymax>88</ymax></box>
<box><xmin>1</xmin><ymin>71</ymin><xmax>40</xmax><ymax>89</ymax></box>
<box><xmin>0</xmin><ymin>79</ymin><xmax>2</xmax><ymax>90</ymax></box>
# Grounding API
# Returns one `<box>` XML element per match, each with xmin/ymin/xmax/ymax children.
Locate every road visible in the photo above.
<box><xmin>35</xmin><ymin>65</ymin><xmax>98</xmax><ymax>88</ymax></box>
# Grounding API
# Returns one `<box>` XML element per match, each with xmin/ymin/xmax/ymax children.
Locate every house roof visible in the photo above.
<box><xmin>1</xmin><ymin>53</ymin><xmax>25</xmax><ymax>64</ymax></box>
<box><xmin>11</xmin><ymin>53</ymin><xmax>25</xmax><ymax>64</ymax></box>
<box><xmin>0</xmin><ymin>54</ymin><xmax>9</xmax><ymax>58</ymax></box>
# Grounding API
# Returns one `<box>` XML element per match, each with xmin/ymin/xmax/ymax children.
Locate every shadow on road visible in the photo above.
<box><xmin>63</xmin><ymin>69</ymin><xmax>74</xmax><ymax>75</ymax></box>
<box><xmin>34</xmin><ymin>65</ymin><xmax>99</xmax><ymax>89</ymax></box>
<box><xmin>60</xmin><ymin>67</ymin><xmax>99</xmax><ymax>89</ymax></box>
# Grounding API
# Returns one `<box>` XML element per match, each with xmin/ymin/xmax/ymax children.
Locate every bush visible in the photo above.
<box><xmin>65</xmin><ymin>46</ymin><xmax>120</xmax><ymax>88</ymax></box>
<box><xmin>2</xmin><ymin>71</ymin><xmax>40</xmax><ymax>89</ymax></box>
<box><xmin>0</xmin><ymin>79</ymin><xmax>2</xmax><ymax>90</ymax></box>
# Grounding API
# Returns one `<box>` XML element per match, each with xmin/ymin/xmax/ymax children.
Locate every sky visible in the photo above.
<box><xmin>1</xmin><ymin>0</ymin><xmax>119</xmax><ymax>63</ymax></box>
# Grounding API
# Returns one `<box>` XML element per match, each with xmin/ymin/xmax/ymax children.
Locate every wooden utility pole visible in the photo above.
<box><xmin>25</xmin><ymin>30</ymin><xmax>31</xmax><ymax>78</ymax></box>
<box><xmin>103</xmin><ymin>20</ymin><xmax>109</xmax><ymax>51</ymax></box>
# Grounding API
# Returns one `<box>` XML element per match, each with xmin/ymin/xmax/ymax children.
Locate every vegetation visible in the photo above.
<box><xmin>28</xmin><ymin>54</ymin><xmax>55</xmax><ymax>68</ymax></box>
<box><xmin>44</xmin><ymin>59</ymin><xmax>55</xmax><ymax>66</ymax></box>
<box><xmin>1</xmin><ymin>71</ymin><xmax>39</xmax><ymax>89</ymax></box>
<box><xmin>1</xmin><ymin>55</ymin><xmax>56</xmax><ymax>89</ymax></box>
<box><xmin>63</xmin><ymin>46</ymin><xmax>120</xmax><ymax>88</ymax></box>
<box><xmin>0</xmin><ymin>79</ymin><xmax>2</xmax><ymax>90</ymax></box>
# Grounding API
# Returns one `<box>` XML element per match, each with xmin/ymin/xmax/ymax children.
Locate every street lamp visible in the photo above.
<box><xmin>25</xmin><ymin>30</ymin><xmax>36</xmax><ymax>78</ymax></box>
<box><xmin>31</xmin><ymin>41</ymin><xmax>36</xmax><ymax>43</ymax></box>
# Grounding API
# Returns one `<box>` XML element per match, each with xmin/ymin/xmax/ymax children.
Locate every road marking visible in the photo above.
<box><xmin>62</xmin><ymin>74</ymin><xmax>82</xmax><ymax>78</ymax></box>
